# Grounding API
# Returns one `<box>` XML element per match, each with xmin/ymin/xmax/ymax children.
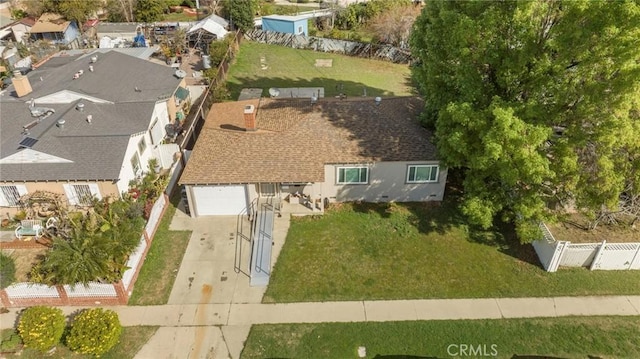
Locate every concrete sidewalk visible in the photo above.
<box><xmin>3</xmin><ymin>296</ymin><xmax>638</xmax><ymax>331</ymax></box>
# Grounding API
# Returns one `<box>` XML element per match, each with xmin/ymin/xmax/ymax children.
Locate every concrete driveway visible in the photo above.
<box><xmin>134</xmin><ymin>205</ymin><xmax>290</xmax><ymax>359</ymax></box>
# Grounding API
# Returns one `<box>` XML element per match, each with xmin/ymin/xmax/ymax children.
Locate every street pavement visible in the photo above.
<box><xmin>1</xmin><ymin>206</ymin><xmax>639</xmax><ymax>358</ymax></box>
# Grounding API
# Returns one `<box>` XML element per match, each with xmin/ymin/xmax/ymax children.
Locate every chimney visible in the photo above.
<box><xmin>244</xmin><ymin>105</ymin><xmax>256</xmax><ymax>131</ymax></box>
<box><xmin>11</xmin><ymin>71</ymin><xmax>33</xmax><ymax>98</ymax></box>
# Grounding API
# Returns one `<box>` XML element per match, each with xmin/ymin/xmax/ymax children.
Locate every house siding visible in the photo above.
<box><xmin>262</xmin><ymin>18</ymin><xmax>308</xmax><ymax>36</ymax></box>
<box><xmin>320</xmin><ymin>161</ymin><xmax>447</xmax><ymax>203</ymax></box>
<box><xmin>0</xmin><ymin>180</ymin><xmax>118</xmax><ymax>216</ymax></box>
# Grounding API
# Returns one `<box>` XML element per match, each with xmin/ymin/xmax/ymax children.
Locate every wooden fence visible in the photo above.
<box><xmin>0</xmin><ymin>194</ymin><xmax>169</xmax><ymax>307</ymax></box>
<box><xmin>532</xmin><ymin>222</ymin><xmax>640</xmax><ymax>272</ymax></box>
<box><xmin>245</xmin><ymin>29</ymin><xmax>413</xmax><ymax>64</ymax></box>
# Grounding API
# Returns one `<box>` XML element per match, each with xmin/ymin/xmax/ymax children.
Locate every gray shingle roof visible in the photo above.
<box><xmin>8</xmin><ymin>50</ymin><xmax>181</xmax><ymax>103</ymax></box>
<box><xmin>0</xmin><ymin>101</ymin><xmax>155</xmax><ymax>181</ymax></box>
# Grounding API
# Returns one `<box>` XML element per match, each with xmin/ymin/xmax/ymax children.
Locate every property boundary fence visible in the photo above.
<box><xmin>0</xmin><ymin>194</ymin><xmax>169</xmax><ymax>307</ymax></box>
<box><xmin>244</xmin><ymin>29</ymin><xmax>413</xmax><ymax>64</ymax></box>
<box><xmin>532</xmin><ymin>222</ymin><xmax>640</xmax><ymax>272</ymax></box>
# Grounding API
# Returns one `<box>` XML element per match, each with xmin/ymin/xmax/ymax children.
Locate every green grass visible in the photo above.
<box><xmin>128</xmin><ymin>196</ymin><xmax>192</xmax><ymax>305</ymax></box>
<box><xmin>1</xmin><ymin>326</ymin><xmax>158</xmax><ymax>358</ymax></box>
<box><xmin>240</xmin><ymin>317</ymin><xmax>640</xmax><ymax>359</ymax></box>
<box><xmin>264</xmin><ymin>196</ymin><xmax>640</xmax><ymax>302</ymax></box>
<box><xmin>162</xmin><ymin>12</ymin><xmax>198</xmax><ymax>22</ymax></box>
<box><xmin>226</xmin><ymin>41</ymin><xmax>414</xmax><ymax>100</ymax></box>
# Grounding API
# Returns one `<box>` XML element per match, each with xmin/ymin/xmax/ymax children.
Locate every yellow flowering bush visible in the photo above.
<box><xmin>66</xmin><ymin>308</ymin><xmax>122</xmax><ymax>357</ymax></box>
<box><xmin>17</xmin><ymin>306</ymin><xmax>65</xmax><ymax>352</ymax></box>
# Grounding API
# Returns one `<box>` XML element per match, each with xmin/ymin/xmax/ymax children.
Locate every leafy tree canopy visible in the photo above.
<box><xmin>221</xmin><ymin>0</ymin><xmax>258</xmax><ymax>32</ymax></box>
<box><xmin>410</xmin><ymin>0</ymin><xmax>640</xmax><ymax>242</ymax></box>
<box><xmin>135</xmin><ymin>0</ymin><xmax>165</xmax><ymax>23</ymax></box>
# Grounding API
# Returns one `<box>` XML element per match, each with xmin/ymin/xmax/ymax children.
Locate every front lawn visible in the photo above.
<box><xmin>128</xmin><ymin>195</ymin><xmax>192</xmax><ymax>305</ymax></box>
<box><xmin>264</xmin><ymin>197</ymin><xmax>640</xmax><ymax>302</ymax></box>
<box><xmin>226</xmin><ymin>42</ymin><xmax>413</xmax><ymax>100</ymax></box>
<box><xmin>240</xmin><ymin>317</ymin><xmax>640</xmax><ymax>359</ymax></box>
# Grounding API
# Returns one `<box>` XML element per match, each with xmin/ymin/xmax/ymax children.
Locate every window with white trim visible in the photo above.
<box><xmin>337</xmin><ymin>167</ymin><xmax>369</xmax><ymax>184</ymax></box>
<box><xmin>72</xmin><ymin>184</ymin><xmax>93</xmax><ymax>205</ymax></box>
<box><xmin>0</xmin><ymin>185</ymin><xmax>26</xmax><ymax>206</ymax></box>
<box><xmin>407</xmin><ymin>165</ymin><xmax>439</xmax><ymax>183</ymax></box>
<box><xmin>131</xmin><ymin>153</ymin><xmax>141</xmax><ymax>175</ymax></box>
<box><xmin>63</xmin><ymin>183</ymin><xmax>102</xmax><ymax>206</ymax></box>
<box><xmin>138</xmin><ymin>137</ymin><xmax>147</xmax><ymax>154</ymax></box>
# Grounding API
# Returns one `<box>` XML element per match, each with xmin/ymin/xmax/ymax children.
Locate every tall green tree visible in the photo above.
<box><xmin>221</xmin><ymin>0</ymin><xmax>257</xmax><ymax>32</ymax></box>
<box><xmin>410</xmin><ymin>0</ymin><xmax>640</xmax><ymax>242</ymax></box>
<box><xmin>135</xmin><ymin>0</ymin><xmax>165</xmax><ymax>23</ymax></box>
<box><xmin>56</xmin><ymin>0</ymin><xmax>101</xmax><ymax>34</ymax></box>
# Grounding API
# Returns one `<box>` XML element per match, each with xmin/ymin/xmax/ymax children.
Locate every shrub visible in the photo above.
<box><xmin>0</xmin><ymin>252</ymin><xmax>16</xmax><ymax>289</ymax></box>
<box><xmin>17</xmin><ymin>306</ymin><xmax>66</xmax><ymax>352</ymax></box>
<box><xmin>66</xmin><ymin>308</ymin><xmax>122</xmax><ymax>356</ymax></box>
<box><xmin>0</xmin><ymin>331</ymin><xmax>22</xmax><ymax>352</ymax></box>
<box><xmin>13</xmin><ymin>210</ymin><xmax>26</xmax><ymax>221</ymax></box>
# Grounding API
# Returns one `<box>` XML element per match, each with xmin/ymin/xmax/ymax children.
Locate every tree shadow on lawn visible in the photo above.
<box><xmin>227</xmin><ymin>76</ymin><xmax>406</xmax><ymax>101</ymax></box>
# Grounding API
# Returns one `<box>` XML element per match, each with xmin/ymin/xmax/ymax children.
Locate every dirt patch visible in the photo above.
<box><xmin>547</xmin><ymin>213</ymin><xmax>640</xmax><ymax>243</ymax></box>
<box><xmin>315</xmin><ymin>59</ymin><xmax>333</xmax><ymax>67</ymax></box>
<box><xmin>1</xmin><ymin>248</ymin><xmax>46</xmax><ymax>282</ymax></box>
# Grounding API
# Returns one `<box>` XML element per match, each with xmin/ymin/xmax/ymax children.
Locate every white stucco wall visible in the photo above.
<box><xmin>320</xmin><ymin>161</ymin><xmax>447</xmax><ymax>203</ymax></box>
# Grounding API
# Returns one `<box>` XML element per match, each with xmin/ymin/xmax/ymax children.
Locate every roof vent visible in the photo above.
<box><xmin>73</xmin><ymin>70</ymin><xmax>84</xmax><ymax>80</ymax></box>
<box><xmin>56</xmin><ymin>118</ymin><xmax>65</xmax><ymax>128</ymax></box>
<box><xmin>86</xmin><ymin>115</ymin><xmax>92</xmax><ymax>124</ymax></box>
<box><xmin>375</xmin><ymin>96</ymin><xmax>382</xmax><ymax>106</ymax></box>
<box><xmin>90</xmin><ymin>55</ymin><xmax>98</xmax><ymax>63</ymax></box>
<box><xmin>76</xmin><ymin>103</ymin><xmax>85</xmax><ymax>111</ymax></box>
<box><xmin>89</xmin><ymin>65</ymin><xmax>94</xmax><ymax>72</ymax></box>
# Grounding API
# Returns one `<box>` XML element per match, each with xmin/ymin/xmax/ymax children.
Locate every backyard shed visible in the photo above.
<box><xmin>261</xmin><ymin>15</ymin><xmax>308</xmax><ymax>36</ymax></box>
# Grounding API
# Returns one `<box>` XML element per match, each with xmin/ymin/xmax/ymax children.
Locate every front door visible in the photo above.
<box><xmin>258</xmin><ymin>183</ymin><xmax>278</xmax><ymax>197</ymax></box>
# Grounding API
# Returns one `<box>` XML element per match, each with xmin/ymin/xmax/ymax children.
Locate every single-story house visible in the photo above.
<box><xmin>179</xmin><ymin>96</ymin><xmax>447</xmax><ymax>216</ymax></box>
<box><xmin>261</xmin><ymin>14</ymin><xmax>309</xmax><ymax>36</ymax></box>
<box><xmin>1</xmin><ymin>16</ymin><xmax>36</xmax><ymax>44</ymax></box>
<box><xmin>29</xmin><ymin>13</ymin><xmax>80</xmax><ymax>47</ymax></box>
<box><xmin>0</xmin><ymin>50</ymin><xmax>190</xmax><ymax>214</ymax></box>
<box><xmin>96</xmin><ymin>22</ymin><xmax>140</xmax><ymax>48</ymax></box>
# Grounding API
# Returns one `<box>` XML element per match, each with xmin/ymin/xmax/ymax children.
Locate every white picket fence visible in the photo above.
<box><xmin>2</xmin><ymin>194</ymin><xmax>168</xmax><ymax>305</ymax></box>
<box><xmin>533</xmin><ymin>223</ymin><xmax>640</xmax><ymax>272</ymax></box>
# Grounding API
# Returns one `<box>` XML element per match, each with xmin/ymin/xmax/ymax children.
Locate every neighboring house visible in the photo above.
<box><xmin>30</xmin><ymin>13</ymin><xmax>80</xmax><ymax>48</ymax></box>
<box><xmin>179</xmin><ymin>96</ymin><xmax>447</xmax><ymax>217</ymax></box>
<box><xmin>0</xmin><ymin>16</ymin><xmax>35</xmax><ymax>43</ymax></box>
<box><xmin>0</xmin><ymin>50</ymin><xmax>189</xmax><ymax>214</ymax></box>
<box><xmin>261</xmin><ymin>15</ymin><xmax>309</xmax><ymax>36</ymax></box>
<box><xmin>96</xmin><ymin>22</ymin><xmax>139</xmax><ymax>48</ymax></box>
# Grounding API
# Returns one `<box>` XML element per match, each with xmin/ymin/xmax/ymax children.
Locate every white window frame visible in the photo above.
<box><xmin>131</xmin><ymin>153</ymin><xmax>142</xmax><ymax>176</ymax></box>
<box><xmin>63</xmin><ymin>183</ymin><xmax>102</xmax><ymax>206</ymax></box>
<box><xmin>150</xmin><ymin>119</ymin><xmax>164</xmax><ymax>145</ymax></box>
<box><xmin>138</xmin><ymin>136</ymin><xmax>147</xmax><ymax>154</ymax></box>
<box><xmin>406</xmin><ymin>165</ymin><xmax>439</xmax><ymax>183</ymax></box>
<box><xmin>0</xmin><ymin>185</ymin><xmax>28</xmax><ymax>206</ymax></box>
<box><xmin>336</xmin><ymin>166</ymin><xmax>369</xmax><ymax>185</ymax></box>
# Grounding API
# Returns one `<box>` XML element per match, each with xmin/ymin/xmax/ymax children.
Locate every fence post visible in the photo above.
<box><xmin>548</xmin><ymin>240</ymin><xmax>568</xmax><ymax>272</ymax></box>
<box><xmin>0</xmin><ymin>289</ymin><xmax>10</xmax><ymax>307</ymax></box>
<box><xmin>56</xmin><ymin>285</ymin><xmax>69</xmax><ymax>305</ymax></box>
<box><xmin>589</xmin><ymin>240</ymin><xmax>607</xmax><ymax>271</ymax></box>
<box><xmin>629</xmin><ymin>243</ymin><xmax>640</xmax><ymax>270</ymax></box>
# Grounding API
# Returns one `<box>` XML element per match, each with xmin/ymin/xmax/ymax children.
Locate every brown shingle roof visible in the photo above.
<box><xmin>30</xmin><ymin>13</ymin><xmax>70</xmax><ymax>34</ymax></box>
<box><xmin>180</xmin><ymin>96</ymin><xmax>437</xmax><ymax>185</ymax></box>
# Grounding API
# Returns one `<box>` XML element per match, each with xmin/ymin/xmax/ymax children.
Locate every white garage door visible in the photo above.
<box><xmin>192</xmin><ymin>185</ymin><xmax>247</xmax><ymax>216</ymax></box>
